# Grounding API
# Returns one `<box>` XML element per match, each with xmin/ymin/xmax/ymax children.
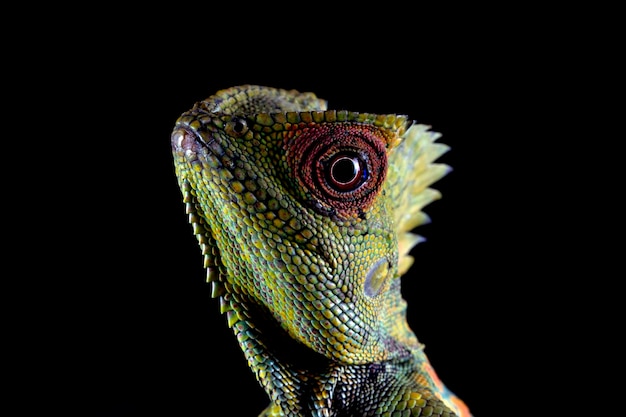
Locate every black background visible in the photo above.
<box><xmin>18</xmin><ymin>7</ymin><xmax>602</xmax><ymax>417</ymax></box>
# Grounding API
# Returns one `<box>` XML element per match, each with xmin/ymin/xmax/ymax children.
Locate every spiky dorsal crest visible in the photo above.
<box><xmin>386</xmin><ymin>123</ymin><xmax>451</xmax><ymax>276</ymax></box>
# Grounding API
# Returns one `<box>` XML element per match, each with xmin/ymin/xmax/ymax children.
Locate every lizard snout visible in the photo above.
<box><xmin>171</xmin><ymin>125</ymin><xmax>228</xmax><ymax>169</ymax></box>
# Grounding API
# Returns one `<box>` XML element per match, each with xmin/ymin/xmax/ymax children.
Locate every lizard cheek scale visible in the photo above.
<box><xmin>171</xmin><ymin>85</ymin><xmax>472</xmax><ymax>416</ymax></box>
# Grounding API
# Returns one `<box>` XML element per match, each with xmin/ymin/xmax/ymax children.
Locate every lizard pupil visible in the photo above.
<box><xmin>327</xmin><ymin>152</ymin><xmax>367</xmax><ymax>191</ymax></box>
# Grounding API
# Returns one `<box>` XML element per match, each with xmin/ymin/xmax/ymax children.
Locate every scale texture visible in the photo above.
<box><xmin>170</xmin><ymin>85</ymin><xmax>472</xmax><ymax>416</ymax></box>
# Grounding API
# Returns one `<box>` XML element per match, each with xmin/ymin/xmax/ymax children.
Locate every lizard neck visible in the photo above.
<box><xmin>221</xmin><ymin>288</ymin><xmax>429</xmax><ymax>415</ymax></box>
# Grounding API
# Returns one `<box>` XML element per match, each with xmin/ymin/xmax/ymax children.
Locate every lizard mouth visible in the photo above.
<box><xmin>171</xmin><ymin>125</ymin><xmax>230</xmax><ymax>296</ymax></box>
<box><xmin>171</xmin><ymin>126</ymin><xmax>227</xmax><ymax>167</ymax></box>
<box><xmin>171</xmin><ymin>127</ymin><xmax>199</xmax><ymax>153</ymax></box>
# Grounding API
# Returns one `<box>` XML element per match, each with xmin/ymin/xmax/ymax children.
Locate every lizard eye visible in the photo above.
<box><xmin>287</xmin><ymin>124</ymin><xmax>388</xmax><ymax>217</ymax></box>
<box><xmin>325</xmin><ymin>151</ymin><xmax>368</xmax><ymax>192</ymax></box>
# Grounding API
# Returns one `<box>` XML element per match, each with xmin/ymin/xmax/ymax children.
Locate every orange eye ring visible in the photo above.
<box><xmin>287</xmin><ymin>124</ymin><xmax>388</xmax><ymax>217</ymax></box>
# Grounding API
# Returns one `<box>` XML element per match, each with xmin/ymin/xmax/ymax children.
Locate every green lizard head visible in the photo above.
<box><xmin>171</xmin><ymin>85</ymin><xmax>449</xmax><ymax>367</ymax></box>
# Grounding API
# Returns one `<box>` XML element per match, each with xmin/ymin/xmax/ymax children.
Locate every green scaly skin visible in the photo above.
<box><xmin>171</xmin><ymin>85</ymin><xmax>472</xmax><ymax>417</ymax></box>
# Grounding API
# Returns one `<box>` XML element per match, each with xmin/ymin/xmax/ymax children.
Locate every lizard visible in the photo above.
<box><xmin>170</xmin><ymin>84</ymin><xmax>472</xmax><ymax>417</ymax></box>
